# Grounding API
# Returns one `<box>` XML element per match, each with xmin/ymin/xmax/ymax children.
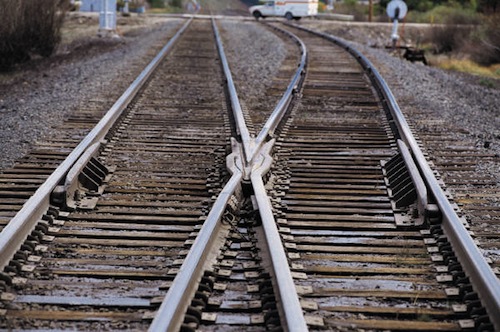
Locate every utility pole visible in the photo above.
<box><xmin>369</xmin><ymin>0</ymin><xmax>373</xmax><ymax>22</ymax></box>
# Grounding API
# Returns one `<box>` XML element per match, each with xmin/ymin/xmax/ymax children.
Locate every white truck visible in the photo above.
<box><xmin>249</xmin><ymin>0</ymin><xmax>318</xmax><ymax>20</ymax></box>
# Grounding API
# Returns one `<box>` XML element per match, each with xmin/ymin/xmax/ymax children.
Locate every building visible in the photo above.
<box><xmin>80</xmin><ymin>0</ymin><xmax>102</xmax><ymax>12</ymax></box>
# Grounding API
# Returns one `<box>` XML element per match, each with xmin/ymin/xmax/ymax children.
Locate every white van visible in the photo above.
<box><xmin>249</xmin><ymin>0</ymin><xmax>318</xmax><ymax>20</ymax></box>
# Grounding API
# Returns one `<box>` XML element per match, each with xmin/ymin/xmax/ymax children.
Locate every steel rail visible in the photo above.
<box><xmin>288</xmin><ymin>23</ymin><xmax>500</xmax><ymax>331</ymax></box>
<box><xmin>251</xmin><ymin>24</ymin><xmax>307</xmax><ymax>164</ymax></box>
<box><xmin>0</xmin><ymin>18</ymin><xmax>193</xmax><ymax>272</ymax></box>
<box><xmin>245</xmin><ymin>22</ymin><xmax>310</xmax><ymax>331</ymax></box>
<box><xmin>212</xmin><ymin>19</ymin><xmax>307</xmax><ymax>167</ymax></box>
<box><xmin>397</xmin><ymin>139</ymin><xmax>428</xmax><ymax>226</ymax></box>
<box><xmin>148</xmin><ymin>140</ymin><xmax>243</xmax><ymax>331</ymax></box>
<box><xmin>211</xmin><ymin>18</ymin><xmax>254</xmax><ymax>164</ymax></box>
<box><xmin>151</xmin><ymin>19</ymin><xmax>310</xmax><ymax>331</ymax></box>
<box><xmin>250</xmin><ymin>141</ymin><xmax>309</xmax><ymax>332</ymax></box>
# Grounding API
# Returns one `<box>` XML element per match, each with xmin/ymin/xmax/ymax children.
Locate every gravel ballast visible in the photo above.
<box><xmin>0</xmin><ymin>12</ymin><xmax>498</xmax><ymax>260</ymax></box>
<box><xmin>298</xmin><ymin>20</ymin><xmax>499</xmax><ymax>165</ymax></box>
<box><xmin>0</xmin><ymin>14</ymin><xmax>181</xmax><ymax>170</ymax></box>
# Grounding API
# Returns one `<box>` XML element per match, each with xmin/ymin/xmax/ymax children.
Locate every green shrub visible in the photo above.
<box><xmin>426</xmin><ymin>5</ymin><xmax>500</xmax><ymax>66</ymax></box>
<box><xmin>334</xmin><ymin>0</ymin><xmax>368</xmax><ymax>21</ymax></box>
<box><xmin>470</xmin><ymin>14</ymin><xmax>500</xmax><ymax>65</ymax></box>
<box><xmin>170</xmin><ymin>0</ymin><xmax>182</xmax><ymax>8</ymax></box>
<box><xmin>150</xmin><ymin>0</ymin><xmax>165</xmax><ymax>8</ymax></box>
<box><xmin>118</xmin><ymin>0</ymin><xmax>145</xmax><ymax>10</ymax></box>
<box><xmin>0</xmin><ymin>0</ymin><xmax>68</xmax><ymax>71</ymax></box>
<box><xmin>424</xmin><ymin>5</ymin><xmax>480</xmax><ymax>24</ymax></box>
<box><xmin>429</xmin><ymin>24</ymin><xmax>473</xmax><ymax>54</ymax></box>
<box><xmin>427</xmin><ymin>6</ymin><xmax>480</xmax><ymax>54</ymax></box>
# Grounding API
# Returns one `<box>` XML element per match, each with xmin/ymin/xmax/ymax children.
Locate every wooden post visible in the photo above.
<box><xmin>369</xmin><ymin>0</ymin><xmax>373</xmax><ymax>22</ymax></box>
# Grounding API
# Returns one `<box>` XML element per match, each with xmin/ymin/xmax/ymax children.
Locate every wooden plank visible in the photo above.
<box><xmin>98</xmin><ymin>194</ymin><xmax>209</xmax><ymax>203</ymax></box>
<box><xmin>326</xmin><ymin>318</ymin><xmax>459</xmax><ymax>331</ymax></box>
<box><xmin>287</xmin><ymin>221</ymin><xmax>397</xmax><ymax>230</ymax></box>
<box><xmin>286</xmin><ymin>213</ymin><xmax>394</xmax><ymax>223</ymax></box>
<box><xmin>291</xmin><ymin>230</ymin><xmax>421</xmax><ymax>238</ymax></box>
<box><xmin>107</xmin><ymin>182</ymin><xmax>207</xmax><ymax>190</ymax></box>
<box><xmin>55</xmin><ymin>230</ymin><xmax>189</xmax><ymax>240</ymax></box>
<box><xmin>290</xmin><ymin>173</ymin><xmax>383</xmax><ymax>180</ymax></box>
<box><xmin>42</xmin><ymin>258</ymin><xmax>172</xmax><ymax>267</ymax></box>
<box><xmin>23</xmin><ymin>278</ymin><xmax>164</xmax><ymax>289</ymax></box>
<box><xmin>295</xmin><ymin>237</ymin><xmax>423</xmax><ymax>247</ymax></box>
<box><xmin>104</xmin><ymin>188</ymin><xmax>207</xmax><ymax>195</ymax></box>
<box><xmin>6</xmin><ymin>309</ymin><xmax>144</xmax><ymax>321</ymax></box>
<box><xmin>50</xmin><ymin>269</ymin><xmax>169</xmax><ymax>279</ymax></box>
<box><xmin>63</xmin><ymin>221</ymin><xmax>194</xmax><ymax>232</ymax></box>
<box><xmin>285</xmin><ymin>194</ymin><xmax>389</xmax><ymax>202</ymax></box>
<box><xmin>66</xmin><ymin>214</ymin><xmax>199</xmax><ymax>224</ymax></box>
<box><xmin>290</xmin><ymin>183</ymin><xmax>387</xmax><ymax>191</ymax></box>
<box><xmin>291</xmin><ymin>177</ymin><xmax>384</xmax><ymax>185</ymax></box>
<box><xmin>286</xmin><ymin>206</ymin><xmax>393</xmax><ymax>215</ymax></box>
<box><xmin>14</xmin><ymin>295</ymin><xmax>152</xmax><ymax>307</ymax></box>
<box><xmin>56</xmin><ymin>238</ymin><xmax>184</xmax><ymax>247</ymax></box>
<box><xmin>306</xmin><ymin>265</ymin><xmax>431</xmax><ymax>275</ymax></box>
<box><xmin>288</xmin><ymin>188</ymin><xmax>387</xmax><ymax>195</ymax></box>
<box><xmin>314</xmin><ymin>288</ymin><xmax>447</xmax><ymax>299</ymax></box>
<box><xmin>297</xmin><ymin>245</ymin><xmax>426</xmax><ymax>255</ymax></box>
<box><xmin>53</xmin><ymin>247</ymin><xmax>180</xmax><ymax>257</ymax></box>
<box><xmin>110</xmin><ymin>177</ymin><xmax>206</xmax><ymax>185</ymax></box>
<box><xmin>96</xmin><ymin>200</ymin><xmax>208</xmax><ymax>208</ymax></box>
<box><xmin>0</xmin><ymin>205</ymin><xmax>23</xmax><ymax>210</ymax></box>
<box><xmin>86</xmin><ymin>207</ymin><xmax>202</xmax><ymax>217</ymax></box>
<box><xmin>322</xmin><ymin>305</ymin><xmax>454</xmax><ymax>316</ymax></box>
<box><xmin>302</xmin><ymin>253</ymin><xmax>430</xmax><ymax>265</ymax></box>
<box><xmin>0</xmin><ymin>191</ymin><xmax>34</xmax><ymax>198</ymax></box>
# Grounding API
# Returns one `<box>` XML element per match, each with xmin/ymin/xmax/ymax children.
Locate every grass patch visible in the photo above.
<box><xmin>408</xmin><ymin>5</ymin><xmax>480</xmax><ymax>24</ymax></box>
<box><xmin>0</xmin><ymin>0</ymin><xmax>68</xmax><ymax>71</ymax></box>
<box><xmin>433</xmin><ymin>57</ymin><xmax>500</xmax><ymax>79</ymax></box>
<box><xmin>148</xmin><ymin>7</ymin><xmax>184</xmax><ymax>13</ymax></box>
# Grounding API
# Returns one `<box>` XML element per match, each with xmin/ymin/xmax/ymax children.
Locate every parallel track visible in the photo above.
<box><xmin>0</xmin><ymin>17</ymin><xmax>498</xmax><ymax>332</ymax></box>
<box><xmin>269</xmin><ymin>25</ymin><xmax>460</xmax><ymax>331</ymax></box>
<box><xmin>0</xmin><ymin>19</ymin><xmax>231</xmax><ymax>330</ymax></box>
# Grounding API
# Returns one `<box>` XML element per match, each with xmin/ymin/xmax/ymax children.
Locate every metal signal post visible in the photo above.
<box><xmin>386</xmin><ymin>0</ymin><xmax>408</xmax><ymax>47</ymax></box>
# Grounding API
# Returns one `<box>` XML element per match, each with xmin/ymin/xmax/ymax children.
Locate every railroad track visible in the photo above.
<box><xmin>401</xmin><ymin>94</ymin><xmax>500</xmax><ymax>277</ymax></box>
<box><xmin>0</xmin><ymin>16</ymin><xmax>499</xmax><ymax>332</ymax></box>
<box><xmin>0</xmin><ymin>18</ymin><xmax>230</xmax><ymax>330</ymax></box>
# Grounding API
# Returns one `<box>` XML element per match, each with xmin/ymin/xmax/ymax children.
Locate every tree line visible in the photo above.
<box><xmin>378</xmin><ymin>0</ymin><xmax>497</xmax><ymax>13</ymax></box>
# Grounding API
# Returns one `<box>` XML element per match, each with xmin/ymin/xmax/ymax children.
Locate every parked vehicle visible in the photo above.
<box><xmin>249</xmin><ymin>0</ymin><xmax>318</xmax><ymax>20</ymax></box>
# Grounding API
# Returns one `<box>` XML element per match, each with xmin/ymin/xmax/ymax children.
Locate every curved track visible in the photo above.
<box><xmin>269</xmin><ymin>24</ymin><xmax>462</xmax><ymax>331</ymax></box>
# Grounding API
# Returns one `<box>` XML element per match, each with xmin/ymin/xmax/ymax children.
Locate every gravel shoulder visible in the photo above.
<box><xmin>297</xmin><ymin>20</ymin><xmax>500</xmax><ymax>157</ymax></box>
<box><xmin>0</xmin><ymin>13</ymin><xmax>181</xmax><ymax>170</ymax></box>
